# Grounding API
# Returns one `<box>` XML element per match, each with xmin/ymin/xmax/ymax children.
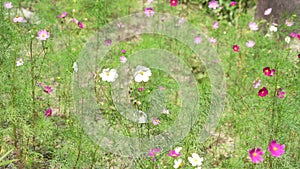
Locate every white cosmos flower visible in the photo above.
<box><xmin>100</xmin><ymin>68</ymin><xmax>118</xmax><ymax>82</ymax></box>
<box><xmin>173</xmin><ymin>158</ymin><xmax>183</xmax><ymax>169</ymax></box>
<box><xmin>175</xmin><ymin>147</ymin><xmax>182</xmax><ymax>154</ymax></box>
<box><xmin>134</xmin><ymin>65</ymin><xmax>152</xmax><ymax>82</ymax></box>
<box><xmin>16</xmin><ymin>58</ymin><xmax>24</xmax><ymax>66</ymax></box>
<box><xmin>269</xmin><ymin>23</ymin><xmax>278</xmax><ymax>32</ymax></box>
<box><xmin>136</xmin><ymin>110</ymin><xmax>147</xmax><ymax>123</ymax></box>
<box><xmin>285</xmin><ymin>36</ymin><xmax>291</xmax><ymax>44</ymax></box>
<box><xmin>73</xmin><ymin>62</ymin><xmax>78</xmax><ymax>72</ymax></box>
<box><xmin>188</xmin><ymin>153</ymin><xmax>203</xmax><ymax>166</ymax></box>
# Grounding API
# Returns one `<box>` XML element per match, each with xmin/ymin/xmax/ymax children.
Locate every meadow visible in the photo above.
<box><xmin>0</xmin><ymin>0</ymin><xmax>299</xmax><ymax>168</ymax></box>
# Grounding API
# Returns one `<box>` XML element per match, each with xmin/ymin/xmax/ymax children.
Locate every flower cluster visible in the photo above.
<box><xmin>249</xmin><ymin>140</ymin><xmax>285</xmax><ymax>163</ymax></box>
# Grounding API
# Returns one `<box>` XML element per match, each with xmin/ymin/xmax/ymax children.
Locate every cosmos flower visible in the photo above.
<box><xmin>170</xmin><ymin>0</ymin><xmax>178</xmax><ymax>6</ymax></box>
<box><xmin>233</xmin><ymin>45</ymin><xmax>240</xmax><ymax>52</ymax></box>
<box><xmin>229</xmin><ymin>1</ymin><xmax>237</xmax><ymax>6</ymax></box>
<box><xmin>268</xmin><ymin>140</ymin><xmax>285</xmax><ymax>157</ymax></box>
<box><xmin>13</xmin><ymin>15</ymin><xmax>24</xmax><ymax>23</ymax></box>
<box><xmin>209</xmin><ymin>37</ymin><xmax>217</xmax><ymax>44</ymax></box>
<box><xmin>212</xmin><ymin>21</ymin><xmax>219</xmax><ymax>29</ymax></box>
<box><xmin>78</xmin><ymin>21</ymin><xmax>84</xmax><ymax>28</ymax></box>
<box><xmin>263</xmin><ymin>67</ymin><xmax>275</xmax><ymax>76</ymax></box>
<box><xmin>188</xmin><ymin>153</ymin><xmax>203</xmax><ymax>166</ymax></box>
<box><xmin>194</xmin><ymin>36</ymin><xmax>202</xmax><ymax>44</ymax></box>
<box><xmin>253</xmin><ymin>79</ymin><xmax>261</xmax><ymax>88</ymax></box>
<box><xmin>249</xmin><ymin>148</ymin><xmax>264</xmax><ymax>163</ymax></box>
<box><xmin>148</xmin><ymin>148</ymin><xmax>161</xmax><ymax>162</ymax></box>
<box><xmin>4</xmin><ymin>1</ymin><xmax>13</xmax><ymax>9</ymax></box>
<box><xmin>173</xmin><ymin>158</ymin><xmax>183</xmax><ymax>168</ymax></box>
<box><xmin>276</xmin><ymin>88</ymin><xmax>286</xmax><ymax>98</ymax></box>
<box><xmin>45</xmin><ymin>108</ymin><xmax>52</xmax><ymax>117</ymax></box>
<box><xmin>134</xmin><ymin>66</ymin><xmax>152</xmax><ymax>82</ymax></box>
<box><xmin>136</xmin><ymin>110</ymin><xmax>147</xmax><ymax>123</ymax></box>
<box><xmin>152</xmin><ymin>117</ymin><xmax>161</xmax><ymax>125</ymax></box>
<box><xmin>290</xmin><ymin>32</ymin><xmax>298</xmax><ymax>38</ymax></box>
<box><xmin>16</xmin><ymin>58</ymin><xmax>24</xmax><ymax>67</ymax></box>
<box><xmin>144</xmin><ymin>7</ymin><xmax>155</xmax><ymax>17</ymax></box>
<box><xmin>208</xmin><ymin>0</ymin><xmax>219</xmax><ymax>10</ymax></box>
<box><xmin>104</xmin><ymin>39</ymin><xmax>112</xmax><ymax>46</ymax></box>
<box><xmin>285</xmin><ymin>19</ymin><xmax>294</xmax><ymax>27</ymax></box>
<box><xmin>269</xmin><ymin>23</ymin><xmax>278</xmax><ymax>32</ymax></box>
<box><xmin>246</xmin><ymin>40</ymin><xmax>255</xmax><ymax>48</ymax></box>
<box><xmin>249</xmin><ymin>22</ymin><xmax>258</xmax><ymax>31</ymax></box>
<box><xmin>37</xmin><ymin>29</ymin><xmax>50</xmax><ymax>41</ymax></box>
<box><xmin>44</xmin><ymin>86</ymin><xmax>53</xmax><ymax>94</ymax></box>
<box><xmin>58</xmin><ymin>11</ymin><xmax>67</xmax><ymax>18</ymax></box>
<box><xmin>285</xmin><ymin>36</ymin><xmax>291</xmax><ymax>44</ymax></box>
<box><xmin>162</xmin><ymin>108</ymin><xmax>169</xmax><ymax>115</ymax></box>
<box><xmin>72</xmin><ymin>18</ymin><xmax>79</xmax><ymax>24</ymax></box>
<box><xmin>121</xmin><ymin>49</ymin><xmax>126</xmax><ymax>53</ymax></box>
<box><xmin>264</xmin><ymin>8</ymin><xmax>272</xmax><ymax>15</ymax></box>
<box><xmin>73</xmin><ymin>62</ymin><xmax>78</xmax><ymax>72</ymax></box>
<box><xmin>120</xmin><ymin>56</ymin><xmax>127</xmax><ymax>63</ymax></box>
<box><xmin>168</xmin><ymin>147</ymin><xmax>182</xmax><ymax>157</ymax></box>
<box><xmin>258</xmin><ymin>87</ymin><xmax>268</xmax><ymax>97</ymax></box>
<box><xmin>99</xmin><ymin>68</ymin><xmax>118</xmax><ymax>82</ymax></box>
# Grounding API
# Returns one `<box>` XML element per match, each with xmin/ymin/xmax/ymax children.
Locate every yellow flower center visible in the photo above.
<box><xmin>273</xmin><ymin>147</ymin><xmax>277</xmax><ymax>151</ymax></box>
<box><xmin>139</xmin><ymin>71</ymin><xmax>144</xmax><ymax>75</ymax></box>
<box><xmin>106</xmin><ymin>72</ymin><xmax>110</xmax><ymax>76</ymax></box>
<box><xmin>253</xmin><ymin>152</ymin><xmax>257</xmax><ymax>157</ymax></box>
<box><xmin>15</xmin><ymin>15</ymin><xmax>19</xmax><ymax>18</ymax></box>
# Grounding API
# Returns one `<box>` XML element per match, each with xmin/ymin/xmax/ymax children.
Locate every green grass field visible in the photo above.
<box><xmin>0</xmin><ymin>0</ymin><xmax>299</xmax><ymax>168</ymax></box>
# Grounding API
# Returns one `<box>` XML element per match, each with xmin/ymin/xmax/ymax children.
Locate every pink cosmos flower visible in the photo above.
<box><xmin>290</xmin><ymin>32</ymin><xmax>298</xmax><ymax>38</ymax></box>
<box><xmin>45</xmin><ymin>108</ymin><xmax>52</xmax><ymax>117</ymax></box>
<box><xmin>229</xmin><ymin>1</ymin><xmax>237</xmax><ymax>6</ymax></box>
<box><xmin>249</xmin><ymin>148</ymin><xmax>264</xmax><ymax>163</ymax></box>
<box><xmin>37</xmin><ymin>30</ymin><xmax>50</xmax><ymax>41</ymax></box>
<box><xmin>268</xmin><ymin>140</ymin><xmax>285</xmax><ymax>157</ymax></box>
<box><xmin>258</xmin><ymin>87</ymin><xmax>268</xmax><ymax>97</ymax></box>
<box><xmin>253</xmin><ymin>79</ymin><xmax>261</xmax><ymax>88</ymax></box>
<box><xmin>58</xmin><ymin>11</ymin><xmax>67</xmax><ymax>18</ymax></box>
<box><xmin>264</xmin><ymin>8</ymin><xmax>272</xmax><ymax>15</ymax></box>
<box><xmin>246</xmin><ymin>40</ymin><xmax>255</xmax><ymax>48</ymax></box>
<box><xmin>170</xmin><ymin>0</ymin><xmax>178</xmax><ymax>6</ymax></box>
<box><xmin>233</xmin><ymin>45</ymin><xmax>239</xmax><ymax>52</ymax></box>
<box><xmin>209</xmin><ymin>37</ymin><xmax>217</xmax><ymax>44</ymax></box>
<box><xmin>72</xmin><ymin>18</ymin><xmax>79</xmax><ymax>24</ymax></box>
<box><xmin>285</xmin><ymin>19</ymin><xmax>294</xmax><ymax>27</ymax></box>
<box><xmin>212</xmin><ymin>21</ymin><xmax>219</xmax><ymax>29</ymax></box>
<box><xmin>249</xmin><ymin>22</ymin><xmax>258</xmax><ymax>31</ymax></box>
<box><xmin>144</xmin><ymin>7</ymin><xmax>154</xmax><ymax>17</ymax></box>
<box><xmin>4</xmin><ymin>1</ymin><xmax>13</xmax><ymax>9</ymax></box>
<box><xmin>104</xmin><ymin>39</ymin><xmax>112</xmax><ymax>46</ymax></box>
<box><xmin>194</xmin><ymin>36</ymin><xmax>202</xmax><ymax>44</ymax></box>
<box><xmin>13</xmin><ymin>15</ymin><xmax>24</xmax><ymax>23</ymax></box>
<box><xmin>44</xmin><ymin>86</ymin><xmax>53</xmax><ymax>94</ymax></box>
<box><xmin>120</xmin><ymin>56</ymin><xmax>127</xmax><ymax>63</ymax></box>
<box><xmin>263</xmin><ymin>67</ymin><xmax>275</xmax><ymax>76</ymax></box>
<box><xmin>121</xmin><ymin>49</ymin><xmax>126</xmax><ymax>53</ymax></box>
<box><xmin>148</xmin><ymin>148</ymin><xmax>161</xmax><ymax>161</ymax></box>
<box><xmin>138</xmin><ymin>87</ymin><xmax>145</xmax><ymax>92</ymax></box>
<box><xmin>276</xmin><ymin>88</ymin><xmax>286</xmax><ymax>98</ymax></box>
<box><xmin>167</xmin><ymin>147</ymin><xmax>182</xmax><ymax>157</ymax></box>
<box><xmin>78</xmin><ymin>21</ymin><xmax>84</xmax><ymax>28</ymax></box>
<box><xmin>152</xmin><ymin>117</ymin><xmax>161</xmax><ymax>125</ymax></box>
<box><xmin>208</xmin><ymin>0</ymin><xmax>219</xmax><ymax>10</ymax></box>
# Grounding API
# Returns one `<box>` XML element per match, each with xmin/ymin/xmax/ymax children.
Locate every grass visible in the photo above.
<box><xmin>0</xmin><ymin>0</ymin><xmax>299</xmax><ymax>168</ymax></box>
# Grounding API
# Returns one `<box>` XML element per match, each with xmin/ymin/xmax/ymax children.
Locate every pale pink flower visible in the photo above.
<box><xmin>285</xmin><ymin>19</ymin><xmax>294</xmax><ymax>27</ymax></box>
<box><xmin>249</xmin><ymin>22</ymin><xmax>258</xmax><ymax>31</ymax></box>
<box><xmin>37</xmin><ymin>30</ymin><xmax>50</xmax><ymax>41</ymax></box>
<box><xmin>212</xmin><ymin>21</ymin><xmax>219</xmax><ymax>29</ymax></box>
<box><xmin>208</xmin><ymin>0</ymin><xmax>219</xmax><ymax>10</ymax></box>
<box><xmin>4</xmin><ymin>1</ymin><xmax>13</xmax><ymax>9</ymax></box>
<box><xmin>264</xmin><ymin>8</ymin><xmax>272</xmax><ymax>15</ymax></box>
<box><xmin>120</xmin><ymin>56</ymin><xmax>127</xmax><ymax>63</ymax></box>
<box><xmin>13</xmin><ymin>16</ymin><xmax>24</xmax><ymax>23</ymax></box>
<box><xmin>246</xmin><ymin>40</ymin><xmax>255</xmax><ymax>48</ymax></box>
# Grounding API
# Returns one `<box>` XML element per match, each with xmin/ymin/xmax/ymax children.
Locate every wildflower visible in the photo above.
<box><xmin>298</xmin><ymin>54</ymin><xmax>300</xmax><ymax>58</ymax></box>
<box><xmin>13</xmin><ymin>15</ymin><xmax>24</xmax><ymax>23</ymax></box>
<box><xmin>144</xmin><ymin>7</ymin><xmax>154</xmax><ymax>17</ymax></box>
<box><xmin>268</xmin><ymin>140</ymin><xmax>285</xmax><ymax>157</ymax></box>
<box><xmin>45</xmin><ymin>108</ymin><xmax>52</xmax><ymax>117</ymax></box>
<box><xmin>158</xmin><ymin>86</ymin><xmax>165</xmax><ymax>90</ymax></box>
<box><xmin>253</xmin><ymin>79</ymin><xmax>261</xmax><ymax>88</ymax></box>
<box><xmin>120</xmin><ymin>56</ymin><xmax>127</xmax><ymax>63</ymax></box>
<box><xmin>290</xmin><ymin>32</ymin><xmax>298</xmax><ymax>38</ymax></box>
<box><xmin>263</xmin><ymin>67</ymin><xmax>275</xmax><ymax>76</ymax></box>
<box><xmin>232</xmin><ymin>45</ymin><xmax>239</xmax><ymax>52</ymax></box>
<box><xmin>72</xmin><ymin>18</ymin><xmax>78</xmax><ymax>24</ymax></box>
<box><xmin>276</xmin><ymin>88</ymin><xmax>286</xmax><ymax>98</ymax></box>
<box><xmin>78</xmin><ymin>21</ymin><xmax>84</xmax><ymax>28</ymax></box>
<box><xmin>4</xmin><ymin>1</ymin><xmax>13</xmax><ymax>9</ymax></box>
<box><xmin>152</xmin><ymin>117</ymin><xmax>161</xmax><ymax>125</ymax></box>
<box><xmin>285</xmin><ymin>19</ymin><xmax>294</xmax><ymax>27</ymax></box>
<box><xmin>246</xmin><ymin>40</ymin><xmax>255</xmax><ymax>48</ymax></box>
<box><xmin>209</xmin><ymin>37</ymin><xmax>217</xmax><ymax>44</ymax></box>
<box><xmin>148</xmin><ymin>148</ymin><xmax>161</xmax><ymax>162</ymax></box>
<box><xmin>212</xmin><ymin>21</ymin><xmax>219</xmax><ymax>29</ymax></box>
<box><xmin>16</xmin><ymin>58</ymin><xmax>24</xmax><ymax>67</ymax></box>
<box><xmin>73</xmin><ymin>62</ymin><xmax>78</xmax><ymax>72</ymax></box>
<box><xmin>134</xmin><ymin>66</ymin><xmax>152</xmax><ymax>82</ymax></box>
<box><xmin>249</xmin><ymin>148</ymin><xmax>264</xmax><ymax>163</ymax></box>
<box><xmin>264</xmin><ymin>8</ymin><xmax>272</xmax><ymax>15</ymax></box>
<box><xmin>104</xmin><ymin>39</ymin><xmax>112</xmax><ymax>46</ymax></box>
<box><xmin>229</xmin><ymin>1</ymin><xmax>237</xmax><ymax>6</ymax></box>
<box><xmin>58</xmin><ymin>11</ymin><xmax>67</xmax><ymax>18</ymax></box>
<box><xmin>297</xmin><ymin>34</ymin><xmax>300</xmax><ymax>40</ymax></box>
<box><xmin>99</xmin><ymin>68</ymin><xmax>118</xmax><ymax>82</ymax></box>
<box><xmin>121</xmin><ymin>49</ymin><xmax>126</xmax><ymax>53</ymax></box>
<box><xmin>37</xmin><ymin>29</ymin><xmax>50</xmax><ymax>41</ymax></box>
<box><xmin>188</xmin><ymin>153</ymin><xmax>203</xmax><ymax>166</ymax></box>
<box><xmin>208</xmin><ymin>0</ymin><xmax>219</xmax><ymax>10</ymax></box>
<box><xmin>194</xmin><ymin>36</ymin><xmax>202</xmax><ymax>44</ymax></box>
<box><xmin>249</xmin><ymin>22</ymin><xmax>258</xmax><ymax>31</ymax></box>
<box><xmin>168</xmin><ymin>147</ymin><xmax>182</xmax><ymax>157</ymax></box>
<box><xmin>162</xmin><ymin>108</ymin><xmax>169</xmax><ymax>115</ymax></box>
<box><xmin>135</xmin><ymin>110</ymin><xmax>147</xmax><ymax>123</ymax></box>
<box><xmin>173</xmin><ymin>158</ymin><xmax>183</xmax><ymax>168</ymax></box>
<box><xmin>269</xmin><ymin>23</ymin><xmax>278</xmax><ymax>32</ymax></box>
<box><xmin>170</xmin><ymin>0</ymin><xmax>178</xmax><ymax>6</ymax></box>
<box><xmin>285</xmin><ymin>36</ymin><xmax>291</xmax><ymax>44</ymax></box>
<box><xmin>258</xmin><ymin>87</ymin><xmax>268</xmax><ymax>97</ymax></box>
<box><xmin>138</xmin><ymin>87</ymin><xmax>145</xmax><ymax>92</ymax></box>
<box><xmin>44</xmin><ymin>86</ymin><xmax>53</xmax><ymax>94</ymax></box>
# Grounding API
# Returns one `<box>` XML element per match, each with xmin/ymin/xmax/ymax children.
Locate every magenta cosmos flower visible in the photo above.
<box><xmin>263</xmin><ymin>67</ymin><xmax>275</xmax><ymax>76</ymax></box>
<box><xmin>45</xmin><ymin>108</ymin><xmax>52</xmax><ymax>117</ymax></box>
<box><xmin>148</xmin><ymin>148</ymin><xmax>161</xmax><ymax>161</ymax></box>
<box><xmin>298</xmin><ymin>54</ymin><xmax>300</xmax><ymax>58</ymax></box>
<box><xmin>13</xmin><ymin>15</ymin><xmax>24</xmax><ymax>23</ymax></box>
<box><xmin>233</xmin><ymin>45</ymin><xmax>239</xmax><ymax>52</ymax></box>
<box><xmin>144</xmin><ymin>7</ymin><xmax>154</xmax><ymax>17</ymax></box>
<box><xmin>58</xmin><ymin>11</ymin><xmax>67</xmax><ymax>18</ymax></box>
<box><xmin>168</xmin><ymin>147</ymin><xmax>182</xmax><ymax>157</ymax></box>
<box><xmin>290</xmin><ymin>32</ymin><xmax>298</xmax><ymax>38</ymax></box>
<box><xmin>4</xmin><ymin>1</ymin><xmax>13</xmax><ymax>9</ymax></box>
<box><xmin>37</xmin><ymin>30</ymin><xmax>50</xmax><ymax>41</ymax></box>
<box><xmin>268</xmin><ymin>140</ymin><xmax>285</xmax><ymax>157</ymax></box>
<box><xmin>194</xmin><ymin>36</ymin><xmax>202</xmax><ymax>44</ymax></box>
<box><xmin>249</xmin><ymin>148</ymin><xmax>264</xmax><ymax>163</ymax></box>
<box><xmin>208</xmin><ymin>0</ymin><xmax>219</xmax><ymax>10</ymax></box>
<box><xmin>249</xmin><ymin>22</ymin><xmax>258</xmax><ymax>31</ymax></box>
<box><xmin>276</xmin><ymin>88</ymin><xmax>286</xmax><ymax>98</ymax></box>
<box><xmin>152</xmin><ymin>117</ymin><xmax>161</xmax><ymax>125</ymax></box>
<box><xmin>258</xmin><ymin>87</ymin><xmax>268</xmax><ymax>97</ymax></box>
<box><xmin>170</xmin><ymin>0</ymin><xmax>178</xmax><ymax>6</ymax></box>
<box><xmin>246</xmin><ymin>40</ymin><xmax>255</xmax><ymax>48</ymax></box>
<box><xmin>44</xmin><ymin>86</ymin><xmax>53</xmax><ymax>94</ymax></box>
<box><xmin>230</xmin><ymin>1</ymin><xmax>237</xmax><ymax>6</ymax></box>
<box><xmin>121</xmin><ymin>49</ymin><xmax>126</xmax><ymax>53</ymax></box>
<box><xmin>78</xmin><ymin>21</ymin><xmax>84</xmax><ymax>28</ymax></box>
<box><xmin>212</xmin><ymin>21</ymin><xmax>219</xmax><ymax>29</ymax></box>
